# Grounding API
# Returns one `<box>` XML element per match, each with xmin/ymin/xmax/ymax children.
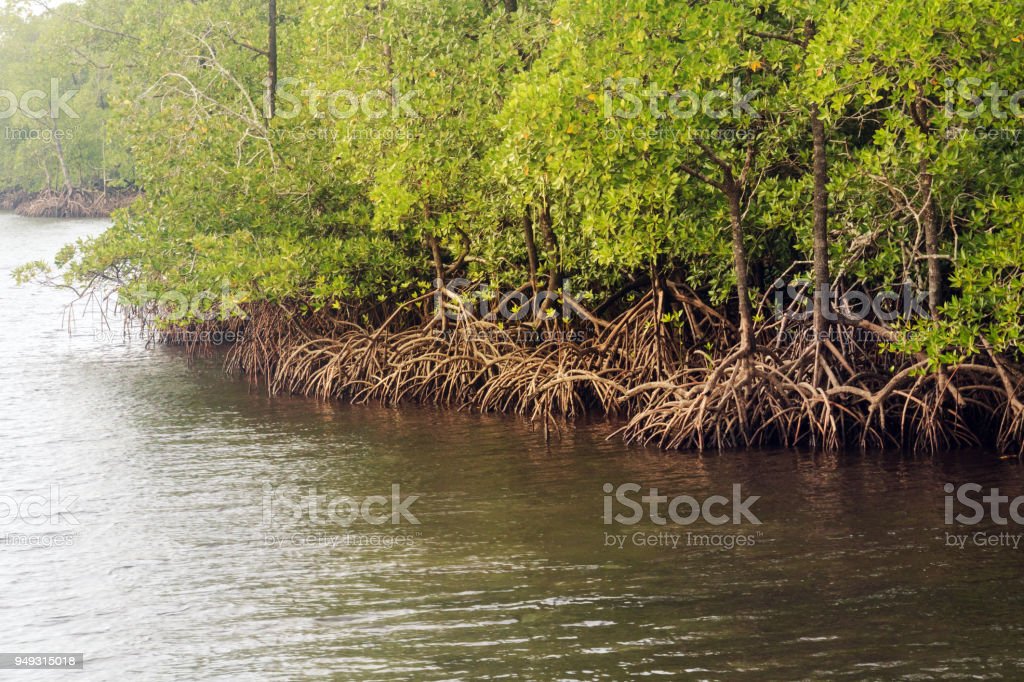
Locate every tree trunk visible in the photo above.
<box><xmin>536</xmin><ymin>199</ymin><xmax>561</xmax><ymax>292</ymax></box>
<box><xmin>536</xmin><ymin>200</ymin><xmax>561</xmax><ymax>313</ymax></box>
<box><xmin>919</xmin><ymin>159</ymin><xmax>943</xmax><ymax>319</ymax></box>
<box><xmin>810</xmin><ymin>103</ymin><xmax>831</xmax><ymax>339</ymax></box>
<box><xmin>426</xmin><ymin>232</ymin><xmax>447</xmax><ymax>329</ymax></box>
<box><xmin>49</xmin><ymin>117</ymin><xmax>73</xmax><ymax>193</ymax></box>
<box><xmin>266</xmin><ymin>0</ymin><xmax>278</xmax><ymax>119</ymax></box>
<box><xmin>39</xmin><ymin>158</ymin><xmax>52</xmax><ymax>191</ymax></box>
<box><xmin>428</xmin><ymin>234</ymin><xmax>444</xmax><ymax>283</ymax></box>
<box><xmin>522</xmin><ymin>210</ymin><xmax>539</xmax><ymax>294</ymax></box>
<box><xmin>726</xmin><ymin>184</ymin><xmax>756</xmax><ymax>353</ymax></box>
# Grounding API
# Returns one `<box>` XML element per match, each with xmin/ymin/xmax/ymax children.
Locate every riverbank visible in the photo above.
<box><xmin>0</xmin><ymin>188</ymin><xmax>139</xmax><ymax>218</ymax></box>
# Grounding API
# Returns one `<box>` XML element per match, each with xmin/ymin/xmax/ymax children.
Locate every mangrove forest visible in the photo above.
<box><xmin>8</xmin><ymin>0</ymin><xmax>1024</xmax><ymax>453</ymax></box>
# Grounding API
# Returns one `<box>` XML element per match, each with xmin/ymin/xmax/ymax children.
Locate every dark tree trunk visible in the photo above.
<box><xmin>522</xmin><ymin>210</ymin><xmax>539</xmax><ymax>294</ymax></box>
<box><xmin>428</xmin><ymin>234</ymin><xmax>444</xmax><ymax>283</ymax></box>
<box><xmin>810</xmin><ymin>103</ymin><xmax>831</xmax><ymax>338</ymax></box>
<box><xmin>919</xmin><ymin>159</ymin><xmax>943</xmax><ymax>319</ymax></box>
<box><xmin>266</xmin><ymin>0</ymin><xmax>278</xmax><ymax>119</ymax></box>
<box><xmin>537</xmin><ymin>200</ymin><xmax>561</xmax><ymax>297</ymax></box>
<box><xmin>726</xmin><ymin>184</ymin><xmax>755</xmax><ymax>353</ymax></box>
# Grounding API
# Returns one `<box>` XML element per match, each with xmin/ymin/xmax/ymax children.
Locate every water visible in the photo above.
<box><xmin>2</xmin><ymin>212</ymin><xmax>1024</xmax><ymax>680</ymax></box>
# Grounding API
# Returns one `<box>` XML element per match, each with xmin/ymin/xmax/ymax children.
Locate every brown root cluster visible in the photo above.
<box><xmin>254</xmin><ymin>309</ymin><xmax>625</xmax><ymax>439</ymax></box>
<box><xmin>3</xmin><ymin>188</ymin><xmax>138</xmax><ymax>218</ymax></box>
<box><xmin>620</xmin><ymin>336</ymin><xmax>1024</xmax><ymax>454</ymax></box>
<box><xmin>166</xmin><ymin>286</ymin><xmax>1023</xmax><ymax>455</ymax></box>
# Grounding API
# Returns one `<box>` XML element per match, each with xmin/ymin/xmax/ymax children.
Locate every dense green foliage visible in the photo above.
<box><xmin>7</xmin><ymin>0</ymin><xmax>1024</xmax><ymax>363</ymax></box>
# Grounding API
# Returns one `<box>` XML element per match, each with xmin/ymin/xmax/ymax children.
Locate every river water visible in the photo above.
<box><xmin>2</xmin><ymin>213</ymin><xmax>1024</xmax><ymax>680</ymax></box>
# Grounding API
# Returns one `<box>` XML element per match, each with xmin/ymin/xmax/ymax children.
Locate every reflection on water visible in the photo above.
<box><xmin>2</xmin><ymin>212</ymin><xmax>1024</xmax><ymax>680</ymax></box>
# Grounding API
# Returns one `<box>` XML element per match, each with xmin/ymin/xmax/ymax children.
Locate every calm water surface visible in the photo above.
<box><xmin>2</xmin><ymin>213</ymin><xmax>1024</xmax><ymax>680</ymax></box>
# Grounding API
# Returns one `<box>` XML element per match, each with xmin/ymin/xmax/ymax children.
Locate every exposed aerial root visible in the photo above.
<box><xmin>477</xmin><ymin>338</ymin><xmax>624</xmax><ymax>435</ymax></box>
<box><xmin>982</xmin><ymin>349</ymin><xmax>1024</xmax><ymax>456</ymax></box>
<box><xmin>226</xmin><ymin>303</ymin><xmax>306</xmax><ymax>379</ymax></box>
<box><xmin>357</xmin><ymin>319</ymin><xmax>503</xmax><ymax>406</ymax></box>
<box><xmin>856</xmin><ymin>357</ymin><xmax>1024</xmax><ymax>454</ymax></box>
<box><xmin>267</xmin><ymin>313</ymin><xmax>625</xmax><ymax>439</ymax></box>
<box><xmin>998</xmin><ymin>404</ymin><xmax>1024</xmax><ymax>457</ymax></box>
<box><xmin>616</xmin><ymin>315</ymin><xmax>897</xmax><ymax>451</ymax></box>
<box><xmin>274</xmin><ymin>327</ymin><xmax>388</xmax><ymax>400</ymax></box>
<box><xmin>13</xmin><ymin>188</ymin><xmax>138</xmax><ymax>218</ymax></box>
<box><xmin>596</xmin><ymin>289</ymin><xmax>678</xmax><ymax>384</ymax></box>
<box><xmin>596</xmin><ymin>281</ymin><xmax>731</xmax><ymax>417</ymax></box>
<box><xmin>157</xmin><ymin>296</ymin><xmax>1024</xmax><ymax>454</ymax></box>
<box><xmin>866</xmin><ymin>367</ymin><xmax>977</xmax><ymax>452</ymax></box>
<box><xmin>616</xmin><ymin>347</ymin><xmax>866</xmax><ymax>451</ymax></box>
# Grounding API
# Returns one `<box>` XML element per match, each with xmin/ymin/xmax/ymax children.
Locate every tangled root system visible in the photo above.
<box><xmin>164</xmin><ymin>293</ymin><xmax>1024</xmax><ymax>454</ymax></box>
